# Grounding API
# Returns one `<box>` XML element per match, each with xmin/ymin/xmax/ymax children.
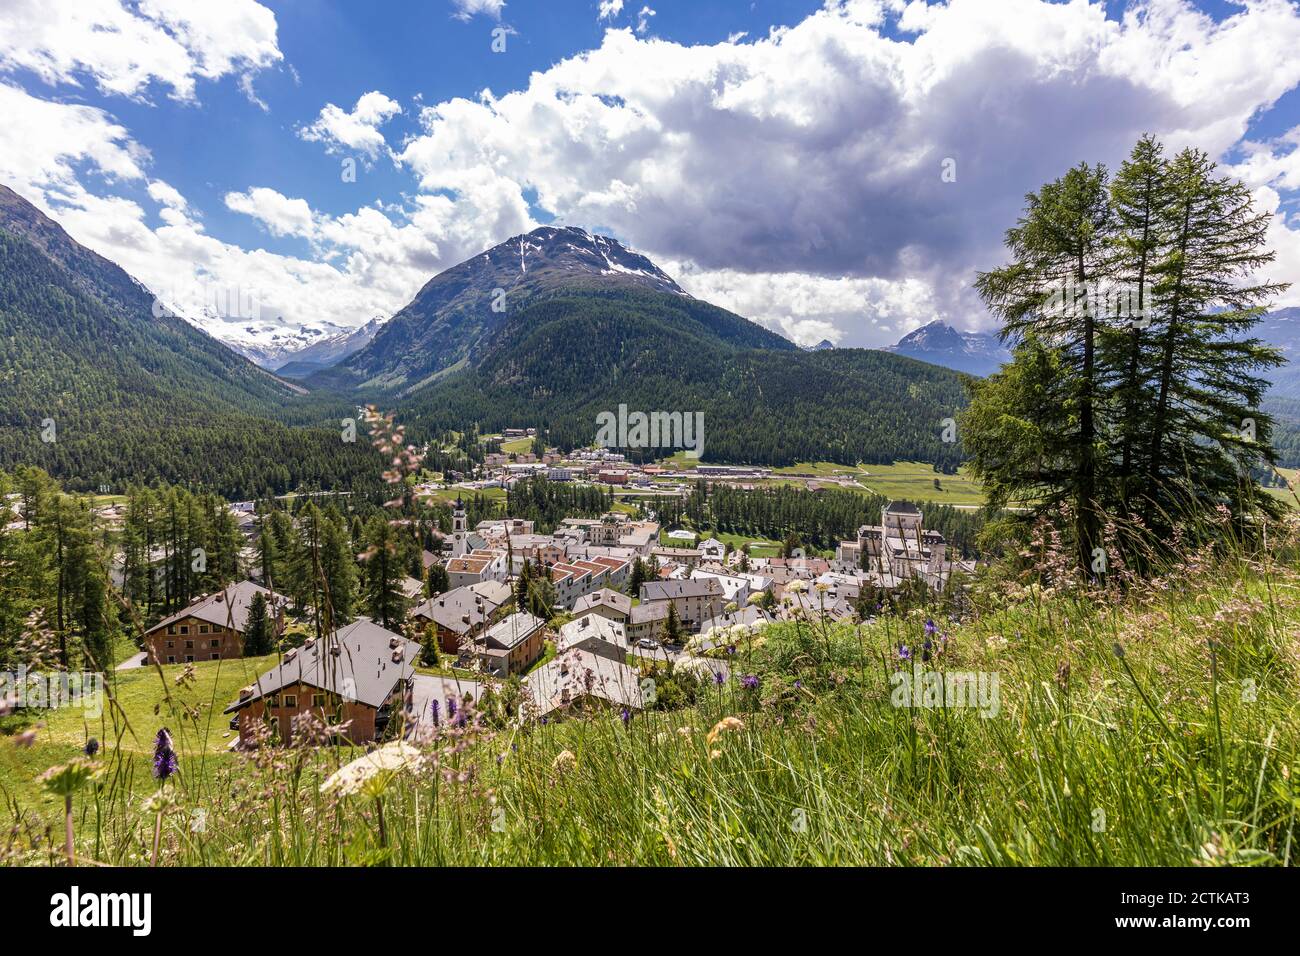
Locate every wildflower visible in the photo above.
<box><xmin>740</xmin><ymin>674</ymin><xmax>759</xmax><ymax>690</ymax></box>
<box><xmin>83</xmin><ymin>738</ymin><xmax>99</xmax><ymax>758</ymax></box>
<box><xmin>746</xmin><ymin>593</ymin><xmax>764</xmax><ymax>606</ymax></box>
<box><xmin>924</xmin><ymin>619</ymin><xmax>937</xmax><ymax>636</ymax></box>
<box><xmin>898</xmin><ymin>645</ymin><xmax>911</xmax><ymax>661</ymax></box>
<box><xmin>429</xmin><ymin>699</ymin><xmax>440</xmax><ymax>726</ymax></box>
<box><xmin>551</xmin><ymin>749</ymin><xmax>576</xmax><ymax>773</ymax></box>
<box><xmin>787</xmin><ymin>580</ymin><xmax>808</xmax><ymax>595</ymax></box>
<box><xmin>152</xmin><ymin>728</ymin><xmax>178</xmax><ymax>781</ymax></box>
<box><xmin>793</xmin><ymin>679</ymin><xmax>802</xmax><ymax>689</ymax></box>
<box><xmin>320</xmin><ymin>742</ymin><xmax>422</xmax><ymax>798</ymax></box>
<box><xmin>713</xmin><ymin>670</ymin><xmax>725</xmax><ymax>685</ymax></box>
<box><xmin>706</xmin><ymin>716</ymin><xmax>745</xmax><ymax>747</ymax></box>
<box><xmin>726</xmin><ymin>644</ymin><xmax>736</xmax><ymax>656</ymax></box>
<box><xmin>620</xmin><ymin>707</ymin><xmax>631</xmax><ymax>726</ymax></box>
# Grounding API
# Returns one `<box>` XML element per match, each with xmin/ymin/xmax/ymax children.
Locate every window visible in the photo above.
<box><xmin>210</xmin><ymin>653</ymin><xmax>219</xmax><ymax>660</ymax></box>
<box><xmin>166</xmin><ymin>656</ymin><xmax>175</xmax><ymax>664</ymax></box>
<box><xmin>210</xmin><ymin>639</ymin><xmax>219</xmax><ymax>648</ymax></box>
<box><xmin>283</xmin><ymin>695</ymin><xmax>297</xmax><ymax>708</ymax></box>
<box><xmin>199</xmin><ymin>625</ymin><xmax>208</xmax><ymax>634</ymax></box>
<box><xmin>185</xmin><ymin>640</ymin><xmax>194</xmax><ymax>649</ymax></box>
<box><xmin>179</xmin><ymin>625</ymin><xmax>188</xmax><ymax>635</ymax></box>
<box><xmin>166</xmin><ymin>640</ymin><xmax>174</xmax><ymax>649</ymax></box>
<box><xmin>184</xmin><ymin>655</ymin><xmax>194</xmax><ymax>663</ymax></box>
<box><xmin>312</xmin><ymin>694</ymin><xmax>326</xmax><ymax>707</ymax></box>
<box><xmin>267</xmin><ymin>695</ymin><xmax>280</xmax><ymax>708</ymax></box>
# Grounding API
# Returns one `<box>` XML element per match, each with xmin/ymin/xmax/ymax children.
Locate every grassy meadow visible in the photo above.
<box><xmin>3</xmin><ymin>528</ymin><xmax>1298</xmax><ymax>867</ymax></box>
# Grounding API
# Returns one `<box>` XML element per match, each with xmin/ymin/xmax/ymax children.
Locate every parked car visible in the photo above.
<box><xmin>636</xmin><ymin>638</ymin><xmax>661</xmax><ymax>649</ymax></box>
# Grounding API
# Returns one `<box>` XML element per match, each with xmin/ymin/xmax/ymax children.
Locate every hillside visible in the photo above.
<box><xmin>329</xmin><ymin>224</ymin><xmax>795</xmax><ymax>391</ymax></box>
<box><xmin>393</xmin><ymin>288</ymin><xmax>969</xmax><ymax>469</ymax></box>
<box><xmin>5</xmin><ymin>539</ymin><xmax>1296</xmax><ymax>866</ymax></box>
<box><xmin>0</xmin><ymin>185</ymin><xmax>381</xmax><ymax>497</ymax></box>
<box><xmin>315</xmin><ymin>227</ymin><xmax>969</xmax><ymax>469</ymax></box>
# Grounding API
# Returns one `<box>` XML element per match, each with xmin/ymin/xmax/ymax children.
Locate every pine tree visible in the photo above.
<box><xmin>663</xmin><ymin>601</ymin><xmax>683</xmax><ymax>645</ymax></box>
<box><xmin>243</xmin><ymin>591</ymin><xmax>271</xmax><ymax>657</ymax></box>
<box><xmin>1138</xmin><ymin>147</ymin><xmax>1286</xmax><ymax>528</ymax></box>
<box><xmin>975</xmin><ymin>161</ymin><xmax>1113</xmax><ymax>568</ymax></box>
<box><xmin>361</xmin><ymin>514</ymin><xmax>405</xmax><ymax>630</ymax></box>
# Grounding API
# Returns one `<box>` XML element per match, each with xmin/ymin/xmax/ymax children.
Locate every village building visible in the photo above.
<box><xmin>522</xmin><ymin>649</ymin><xmax>643</xmax><ymax>719</ymax></box>
<box><xmin>640</xmin><ymin>577</ymin><xmax>725</xmax><ymax>632</ymax></box>
<box><xmin>473</xmin><ymin>611</ymin><xmax>547</xmax><ymax>676</ymax></box>
<box><xmin>627</xmin><ymin>602</ymin><xmax>669</xmax><ymax>644</ymax></box>
<box><xmin>834</xmin><ymin>501</ymin><xmax>951</xmax><ymax>579</ymax></box>
<box><xmin>224</xmin><ymin>618</ymin><xmax>420</xmax><ymax>746</ymax></box>
<box><xmin>144</xmin><ymin>581</ymin><xmax>288</xmax><ymax>664</ymax></box>
<box><xmin>571</xmin><ymin>588</ymin><xmax>633</xmax><ymax>624</ymax></box>
<box><xmin>410</xmin><ymin>580</ymin><xmax>512</xmax><ymax>654</ymax></box>
<box><xmin>556</xmin><ymin>614</ymin><xmax>628</xmax><ymax>663</ymax></box>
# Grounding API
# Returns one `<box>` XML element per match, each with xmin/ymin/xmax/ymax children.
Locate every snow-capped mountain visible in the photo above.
<box><xmin>177</xmin><ymin>310</ymin><xmax>386</xmax><ymax>371</ymax></box>
<box><xmin>883</xmin><ymin>320</ymin><xmax>1009</xmax><ymax>376</ymax></box>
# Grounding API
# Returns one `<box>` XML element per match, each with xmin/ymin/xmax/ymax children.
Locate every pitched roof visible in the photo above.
<box><xmin>640</xmin><ymin>578</ymin><xmax>723</xmax><ymax>602</ymax></box>
<box><xmin>410</xmin><ymin>581</ymin><xmax>509</xmax><ymax>633</ymax></box>
<box><xmin>481</xmin><ymin>611</ymin><xmax>547</xmax><ymax>650</ymax></box>
<box><xmin>572</xmin><ymin>588</ymin><xmax>632</xmax><ymax>617</ymax></box>
<box><xmin>146</xmin><ymin>580</ymin><xmax>287</xmax><ymax>636</ymax></box>
<box><xmin>523</xmin><ymin>649</ymin><xmax>643</xmax><ymax>716</ymax></box>
<box><xmin>557</xmin><ymin>614</ymin><xmax>626</xmax><ymax>653</ymax></box>
<box><xmin>225</xmin><ymin>619</ymin><xmax>418</xmax><ymax>712</ymax></box>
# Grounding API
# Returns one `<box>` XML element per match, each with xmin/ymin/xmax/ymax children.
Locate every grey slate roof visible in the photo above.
<box><xmin>224</xmin><ymin>618</ymin><xmax>419</xmax><ymax>713</ymax></box>
<box><xmin>481</xmin><ymin>611</ymin><xmax>546</xmax><ymax>650</ymax></box>
<box><xmin>146</xmin><ymin>580</ymin><xmax>287</xmax><ymax>636</ymax></box>
<box><xmin>640</xmin><ymin>578</ymin><xmax>723</xmax><ymax>602</ymax></box>
<box><xmin>571</xmin><ymin>588</ymin><xmax>633</xmax><ymax>618</ymax></box>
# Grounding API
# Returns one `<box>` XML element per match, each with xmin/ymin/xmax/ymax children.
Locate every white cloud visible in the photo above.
<box><xmin>8</xmin><ymin>0</ymin><xmax>1300</xmax><ymax>355</ymax></box>
<box><xmin>299</xmin><ymin>91</ymin><xmax>402</xmax><ymax>161</ymax></box>
<box><xmin>393</xmin><ymin>0</ymin><xmax>1300</xmax><ymax>344</ymax></box>
<box><xmin>450</xmin><ymin>0</ymin><xmax>506</xmax><ymax>21</ymax></box>
<box><xmin>0</xmin><ymin>82</ymin><xmax>146</xmax><ymax>201</ymax></box>
<box><xmin>598</xmin><ymin>1</ymin><xmax>625</xmax><ymax>21</ymax></box>
<box><xmin>224</xmin><ymin>187</ymin><xmax>316</xmax><ymax>239</ymax></box>
<box><xmin>0</xmin><ymin>0</ymin><xmax>282</xmax><ymax>102</ymax></box>
<box><xmin>636</xmin><ymin>6</ymin><xmax>656</xmax><ymax>35</ymax></box>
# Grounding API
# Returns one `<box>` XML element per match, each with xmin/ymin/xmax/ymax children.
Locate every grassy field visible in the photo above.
<box><xmin>658</xmin><ymin>527</ymin><xmax>783</xmax><ymax>558</ymax></box>
<box><xmin>854</xmin><ymin>461</ymin><xmax>985</xmax><ymax>506</ymax></box>
<box><xmin>499</xmin><ymin>437</ymin><xmax>533</xmax><ymax>454</ymax></box>
<box><xmin>5</xmin><ymin>528</ymin><xmax>1298</xmax><ymax>866</ymax></box>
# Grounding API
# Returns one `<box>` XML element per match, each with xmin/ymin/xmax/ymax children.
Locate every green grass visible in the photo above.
<box><xmin>500</xmin><ymin>437</ymin><xmax>533</xmax><ymax>454</ymax></box>
<box><xmin>654</xmin><ymin>455</ymin><xmax>986</xmax><ymax>506</ymax></box>
<box><xmin>853</xmin><ymin>461</ymin><xmax>984</xmax><ymax>506</ymax></box>
<box><xmin>5</xmin><ymin>540</ymin><xmax>1299</xmax><ymax>866</ymax></box>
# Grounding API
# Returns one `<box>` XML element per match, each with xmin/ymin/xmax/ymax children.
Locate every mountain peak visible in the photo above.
<box><xmin>884</xmin><ymin>320</ymin><xmax>1009</xmax><ymax>376</ymax></box>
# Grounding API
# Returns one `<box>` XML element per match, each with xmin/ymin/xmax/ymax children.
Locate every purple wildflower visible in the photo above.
<box><xmin>924</xmin><ymin>619</ymin><xmax>937</xmax><ymax>636</ymax></box>
<box><xmin>83</xmin><ymin>738</ymin><xmax>99</xmax><ymax>758</ymax></box>
<box><xmin>898</xmin><ymin>645</ymin><xmax>911</xmax><ymax>661</ymax></box>
<box><xmin>741</xmin><ymin>674</ymin><xmax>759</xmax><ymax>690</ymax></box>
<box><xmin>620</xmin><ymin>708</ymin><xmax>631</xmax><ymax>726</ymax></box>
<box><xmin>152</xmin><ymin>728</ymin><xmax>178</xmax><ymax>781</ymax></box>
<box><xmin>713</xmin><ymin>670</ymin><xmax>725</xmax><ymax>685</ymax></box>
<box><xmin>794</xmin><ymin>679</ymin><xmax>802</xmax><ymax>690</ymax></box>
<box><xmin>429</xmin><ymin>699</ymin><xmax>440</xmax><ymax>726</ymax></box>
<box><xmin>726</xmin><ymin>644</ymin><xmax>736</xmax><ymax>656</ymax></box>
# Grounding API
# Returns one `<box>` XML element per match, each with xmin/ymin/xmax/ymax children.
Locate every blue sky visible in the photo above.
<box><xmin>2</xmin><ymin>0</ymin><xmax>1300</xmax><ymax>356</ymax></box>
